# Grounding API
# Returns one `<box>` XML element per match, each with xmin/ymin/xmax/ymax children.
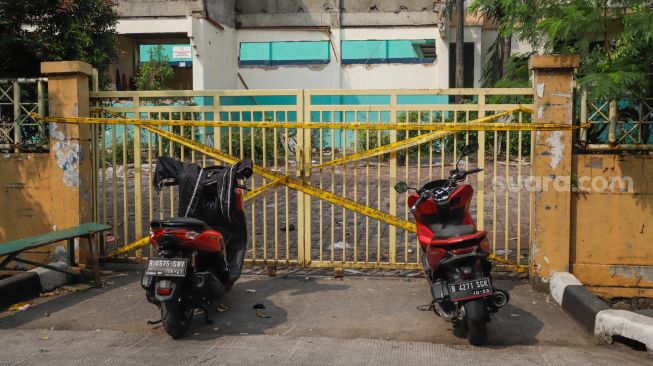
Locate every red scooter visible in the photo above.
<box><xmin>142</xmin><ymin>157</ymin><xmax>252</xmax><ymax>338</ymax></box>
<box><xmin>394</xmin><ymin>143</ymin><xmax>509</xmax><ymax>346</ymax></box>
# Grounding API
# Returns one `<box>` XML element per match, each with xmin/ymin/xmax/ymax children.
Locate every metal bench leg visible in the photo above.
<box><xmin>0</xmin><ymin>254</ymin><xmax>17</xmax><ymax>270</ymax></box>
<box><xmin>86</xmin><ymin>234</ymin><xmax>102</xmax><ymax>287</ymax></box>
<box><xmin>67</xmin><ymin>238</ymin><xmax>75</xmax><ymax>283</ymax></box>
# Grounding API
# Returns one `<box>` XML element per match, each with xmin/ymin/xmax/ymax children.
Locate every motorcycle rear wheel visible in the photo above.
<box><xmin>463</xmin><ymin>299</ymin><xmax>488</xmax><ymax>346</ymax></box>
<box><xmin>161</xmin><ymin>301</ymin><xmax>193</xmax><ymax>339</ymax></box>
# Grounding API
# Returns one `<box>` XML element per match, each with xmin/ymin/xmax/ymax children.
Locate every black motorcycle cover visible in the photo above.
<box><xmin>152</xmin><ymin>157</ymin><xmax>252</xmax><ymax>283</ymax></box>
<box><xmin>152</xmin><ymin>156</ymin><xmax>252</xmax><ymax>225</ymax></box>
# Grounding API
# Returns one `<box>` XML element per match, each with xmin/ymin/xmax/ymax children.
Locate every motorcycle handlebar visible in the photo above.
<box><xmin>410</xmin><ymin>192</ymin><xmax>429</xmax><ymax>212</ymax></box>
<box><xmin>465</xmin><ymin>167</ymin><xmax>483</xmax><ymax>175</ymax></box>
<box><xmin>412</xmin><ymin>168</ymin><xmax>483</xmax><ymax>210</ymax></box>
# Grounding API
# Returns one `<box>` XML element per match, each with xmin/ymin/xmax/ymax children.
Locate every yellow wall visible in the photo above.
<box><xmin>0</xmin><ymin>153</ymin><xmax>55</xmax><ymax>263</ymax></box>
<box><xmin>571</xmin><ymin>154</ymin><xmax>653</xmax><ymax>298</ymax></box>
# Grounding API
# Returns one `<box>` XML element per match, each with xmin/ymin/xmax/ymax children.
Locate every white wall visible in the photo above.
<box><xmin>117</xmin><ymin>18</ymin><xmax>190</xmax><ymax>35</ymax></box>
<box><xmin>115</xmin><ymin>18</ymin><xmax>534</xmax><ymax>91</ymax></box>
<box><xmin>237</xmin><ymin>29</ymin><xmax>337</xmax><ymax>89</ymax></box>
<box><xmin>190</xmin><ymin>18</ymin><xmax>238</xmax><ymax>90</ymax></box>
<box><xmin>340</xmin><ymin>27</ymin><xmax>449</xmax><ymax>89</ymax></box>
<box><xmin>237</xmin><ymin>27</ymin><xmax>450</xmax><ymax>90</ymax></box>
<box><xmin>115</xmin><ymin>17</ymin><xmax>238</xmax><ymax>90</ymax></box>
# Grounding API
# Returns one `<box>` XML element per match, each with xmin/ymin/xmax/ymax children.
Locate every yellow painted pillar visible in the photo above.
<box><xmin>529</xmin><ymin>55</ymin><xmax>579</xmax><ymax>286</ymax></box>
<box><xmin>41</xmin><ymin>61</ymin><xmax>94</xmax><ymax>264</ymax></box>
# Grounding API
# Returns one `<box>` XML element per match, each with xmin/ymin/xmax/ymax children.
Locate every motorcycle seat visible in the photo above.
<box><xmin>429</xmin><ymin>224</ymin><xmax>476</xmax><ymax>239</ymax></box>
<box><xmin>150</xmin><ymin>217</ymin><xmax>210</xmax><ymax>232</ymax></box>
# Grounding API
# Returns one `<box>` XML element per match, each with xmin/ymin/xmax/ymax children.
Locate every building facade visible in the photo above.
<box><xmin>111</xmin><ymin>0</ymin><xmax>532</xmax><ymax>91</ymax></box>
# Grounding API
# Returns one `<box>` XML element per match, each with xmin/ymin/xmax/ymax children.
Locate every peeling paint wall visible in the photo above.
<box><xmin>530</xmin><ymin>56</ymin><xmax>578</xmax><ymax>284</ymax></box>
<box><xmin>236</xmin><ymin>0</ymin><xmax>443</xmax><ymax>27</ymax></box>
<box><xmin>0</xmin><ymin>153</ymin><xmax>54</xmax><ymax>264</ymax></box>
<box><xmin>571</xmin><ymin>154</ymin><xmax>653</xmax><ymax>298</ymax></box>
<box><xmin>50</xmin><ymin>122</ymin><xmax>82</xmax><ymax>188</ymax></box>
<box><xmin>545</xmin><ymin>131</ymin><xmax>564</xmax><ymax>169</ymax></box>
<box><xmin>115</xmin><ymin>0</ymin><xmax>204</xmax><ymax>18</ymax></box>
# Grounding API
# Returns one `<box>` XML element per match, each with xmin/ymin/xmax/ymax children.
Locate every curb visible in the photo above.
<box><xmin>550</xmin><ymin>272</ymin><xmax>653</xmax><ymax>355</ymax></box>
<box><xmin>0</xmin><ymin>261</ymin><xmax>69</xmax><ymax>309</ymax></box>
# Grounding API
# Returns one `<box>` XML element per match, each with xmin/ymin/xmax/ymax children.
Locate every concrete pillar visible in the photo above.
<box><xmin>529</xmin><ymin>55</ymin><xmax>579</xmax><ymax>288</ymax></box>
<box><xmin>41</xmin><ymin>61</ymin><xmax>94</xmax><ymax>264</ymax></box>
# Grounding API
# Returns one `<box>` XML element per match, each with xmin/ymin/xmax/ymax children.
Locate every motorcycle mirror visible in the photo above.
<box><xmin>394</xmin><ymin>182</ymin><xmax>409</xmax><ymax>193</ymax></box>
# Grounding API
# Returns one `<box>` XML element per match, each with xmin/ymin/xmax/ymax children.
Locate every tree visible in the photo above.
<box><xmin>469</xmin><ymin>0</ymin><xmax>515</xmax><ymax>86</ymax></box>
<box><xmin>135</xmin><ymin>45</ymin><xmax>174</xmax><ymax>91</ymax></box>
<box><xmin>0</xmin><ymin>0</ymin><xmax>118</xmax><ymax>87</ymax></box>
<box><xmin>502</xmin><ymin>0</ymin><xmax>653</xmax><ymax>99</ymax></box>
<box><xmin>455</xmin><ymin>0</ymin><xmax>466</xmax><ymax>91</ymax></box>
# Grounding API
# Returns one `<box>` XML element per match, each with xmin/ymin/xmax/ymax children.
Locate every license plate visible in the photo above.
<box><xmin>144</xmin><ymin>258</ymin><xmax>188</xmax><ymax>277</ymax></box>
<box><xmin>448</xmin><ymin>278</ymin><xmax>492</xmax><ymax>301</ymax></box>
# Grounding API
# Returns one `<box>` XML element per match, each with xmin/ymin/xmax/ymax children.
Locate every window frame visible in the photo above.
<box><xmin>341</xmin><ymin>39</ymin><xmax>436</xmax><ymax>65</ymax></box>
<box><xmin>238</xmin><ymin>40</ymin><xmax>331</xmax><ymax>67</ymax></box>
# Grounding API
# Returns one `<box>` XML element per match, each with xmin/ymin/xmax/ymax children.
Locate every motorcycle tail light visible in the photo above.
<box><xmin>461</xmin><ymin>267</ymin><xmax>474</xmax><ymax>279</ymax></box>
<box><xmin>185</xmin><ymin>231</ymin><xmax>199</xmax><ymax>240</ymax></box>
<box><xmin>157</xmin><ymin>288</ymin><xmax>171</xmax><ymax>295</ymax></box>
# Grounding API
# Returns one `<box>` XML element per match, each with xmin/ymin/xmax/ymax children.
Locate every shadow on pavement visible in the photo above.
<box><xmin>0</xmin><ymin>273</ymin><xmax>351</xmax><ymax>340</ymax></box>
<box><xmin>487</xmin><ymin>303</ymin><xmax>544</xmax><ymax>346</ymax></box>
<box><xmin>0</xmin><ymin>273</ymin><xmax>563</xmax><ymax>348</ymax></box>
<box><xmin>0</xmin><ymin>273</ymin><xmax>141</xmax><ymax>330</ymax></box>
<box><xmin>188</xmin><ymin>276</ymin><xmax>350</xmax><ymax>338</ymax></box>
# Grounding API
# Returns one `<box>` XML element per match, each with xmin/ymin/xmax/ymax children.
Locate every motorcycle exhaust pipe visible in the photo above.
<box><xmin>193</xmin><ymin>272</ymin><xmax>226</xmax><ymax>300</ymax></box>
<box><xmin>492</xmin><ymin>289</ymin><xmax>510</xmax><ymax>308</ymax></box>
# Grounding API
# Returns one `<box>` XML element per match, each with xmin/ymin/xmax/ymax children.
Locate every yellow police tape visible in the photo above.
<box><xmin>314</xmin><ymin>108</ymin><xmax>530</xmax><ymax>169</ymax></box>
<box><xmin>37</xmin><ymin>110</ymin><xmax>530</xmax><ymax>271</ymax></box>
<box><xmin>243</xmin><ymin>178</ymin><xmax>282</xmax><ymax>201</ymax></box>
<box><xmin>487</xmin><ymin>254</ymin><xmax>528</xmax><ymax>273</ymax></box>
<box><xmin>106</xmin><ymin>236</ymin><xmax>150</xmax><ymax>258</ymax></box>
<box><xmin>104</xmin><ymin>180</ymin><xmax>281</xmax><ymax>258</ymax></box>
<box><xmin>103</xmin><ymin>123</ymin><xmax>418</xmax><ymax>257</ymax></box>
<box><xmin>31</xmin><ymin>107</ymin><xmax>590</xmax><ymax>133</ymax></box>
<box><xmin>145</xmin><ymin>124</ymin><xmax>418</xmax><ymax>233</ymax></box>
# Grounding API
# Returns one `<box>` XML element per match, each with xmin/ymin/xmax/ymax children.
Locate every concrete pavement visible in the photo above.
<box><xmin>0</xmin><ymin>273</ymin><xmax>650</xmax><ymax>365</ymax></box>
<box><xmin>1</xmin><ymin>330</ymin><xmax>648</xmax><ymax>366</ymax></box>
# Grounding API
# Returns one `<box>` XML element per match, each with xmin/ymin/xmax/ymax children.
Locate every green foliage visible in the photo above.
<box><xmin>355</xmin><ymin>111</ymin><xmax>466</xmax><ymax>162</ymax></box>
<box><xmin>220</xmin><ymin>128</ymin><xmax>284</xmax><ymax>164</ymax></box>
<box><xmin>135</xmin><ymin>45</ymin><xmax>174</xmax><ymax>91</ymax></box>
<box><xmin>502</xmin><ymin>0</ymin><xmax>653</xmax><ymax>99</ymax></box>
<box><xmin>0</xmin><ymin>0</ymin><xmax>118</xmax><ymax>87</ymax></box>
<box><xmin>109</xmin><ymin>134</ymin><xmax>135</xmax><ymax>166</ymax></box>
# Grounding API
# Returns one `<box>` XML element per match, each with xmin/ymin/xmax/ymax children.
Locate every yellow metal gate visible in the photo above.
<box><xmin>89</xmin><ymin>88</ymin><xmax>534</xmax><ymax>271</ymax></box>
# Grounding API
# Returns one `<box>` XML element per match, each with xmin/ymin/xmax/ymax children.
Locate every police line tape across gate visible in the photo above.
<box><xmin>33</xmin><ymin>107</ymin><xmax>589</xmax><ymax>273</ymax></box>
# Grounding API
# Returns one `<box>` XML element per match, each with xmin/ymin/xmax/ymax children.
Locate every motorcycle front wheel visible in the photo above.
<box><xmin>463</xmin><ymin>299</ymin><xmax>488</xmax><ymax>346</ymax></box>
<box><xmin>161</xmin><ymin>301</ymin><xmax>193</xmax><ymax>339</ymax></box>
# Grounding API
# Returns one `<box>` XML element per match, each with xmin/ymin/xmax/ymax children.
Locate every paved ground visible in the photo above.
<box><xmin>0</xmin><ymin>274</ymin><xmax>650</xmax><ymax>365</ymax></box>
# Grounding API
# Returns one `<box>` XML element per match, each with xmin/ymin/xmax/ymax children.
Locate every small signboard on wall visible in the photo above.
<box><xmin>172</xmin><ymin>46</ymin><xmax>192</xmax><ymax>60</ymax></box>
<box><xmin>139</xmin><ymin>44</ymin><xmax>193</xmax><ymax>68</ymax></box>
